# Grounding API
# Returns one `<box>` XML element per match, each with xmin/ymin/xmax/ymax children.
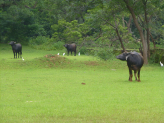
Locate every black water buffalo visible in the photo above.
<box><xmin>63</xmin><ymin>43</ymin><xmax>76</xmax><ymax>56</ymax></box>
<box><xmin>8</xmin><ymin>41</ymin><xmax>22</xmax><ymax>58</ymax></box>
<box><xmin>116</xmin><ymin>51</ymin><xmax>144</xmax><ymax>82</ymax></box>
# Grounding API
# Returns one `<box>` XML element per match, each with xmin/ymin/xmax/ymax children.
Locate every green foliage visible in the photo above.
<box><xmin>51</xmin><ymin>19</ymin><xmax>90</xmax><ymax>44</ymax></box>
<box><xmin>149</xmin><ymin>49</ymin><xmax>164</xmax><ymax>63</ymax></box>
<box><xmin>0</xmin><ymin>0</ymin><xmax>164</xmax><ymax>55</ymax></box>
<box><xmin>79</xmin><ymin>47</ymin><xmax>87</xmax><ymax>55</ymax></box>
<box><xmin>159</xmin><ymin>39</ymin><xmax>164</xmax><ymax>46</ymax></box>
<box><xmin>29</xmin><ymin>36</ymin><xmax>64</xmax><ymax>50</ymax></box>
<box><xmin>95</xmin><ymin>47</ymin><xmax>115</xmax><ymax>61</ymax></box>
<box><xmin>93</xmin><ymin>39</ymin><xmax>115</xmax><ymax>60</ymax></box>
<box><xmin>0</xmin><ymin>4</ymin><xmax>46</xmax><ymax>43</ymax></box>
<box><xmin>29</xmin><ymin>36</ymin><xmax>48</xmax><ymax>45</ymax></box>
<box><xmin>124</xmin><ymin>40</ymin><xmax>140</xmax><ymax>49</ymax></box>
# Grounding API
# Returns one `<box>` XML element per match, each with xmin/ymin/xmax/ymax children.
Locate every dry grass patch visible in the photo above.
<box><xmin>84</xmin><ymin>61</ymin><xmax>99</xmax><ymax>66</ymax></box>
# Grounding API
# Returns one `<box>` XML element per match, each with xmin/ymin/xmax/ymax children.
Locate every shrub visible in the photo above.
<box><xmin>124</xmin><ymin>41</ymin><xmax>140</xmax><ymax>49</ymax></box>
<box><xmin>52</xmin><ymin>41</ymin><xmax>65</xmax><ymax>50</ymax></box>
<box><xmin>29</xmin><ymin>36</ymin><xmax>48</xmax><ymax>45</ymax></box>
<box><xmin>149</xmin><ymin>49</ymin><xmax>164</xmax><ymax>64</ymax></box>
<box><xmin>79</xmin><ymin>47</ymin><xmax>87</xmax><ymax>55</ymax></box>
<box><xmin>29</xmin><ymin>36</ymin><xmax>64</xmax><ymax>50</ymax></box>
<box><xmin>94</xmin><ymin>47</ymin><xmax>114</xmax><ymax>60</ymax></box>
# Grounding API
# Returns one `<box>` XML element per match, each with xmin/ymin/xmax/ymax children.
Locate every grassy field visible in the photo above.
<box><xmin>0</xmin><ymin>44</ymin><xmax>164</xmax><ymax>123</ymax></box>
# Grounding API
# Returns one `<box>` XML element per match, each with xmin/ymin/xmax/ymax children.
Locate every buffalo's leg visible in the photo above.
<box><xmin>138</xmin><ymin>69</ymin><xmax>141</xmax><ymax>82</ymax></box>
<box><xmin>14</xmin><ymin>52</ymin><xmax>15</xmax><ymax>58</ymax></box>
<box><xmin>18</xmin><ymin>52</ymin><xmax>19</xmax><ymax>58</ymax></box>
<box><xmin>134</xmin><ymin>70</ymin><xmax>138</xmax><ymax>81</ymax></box>
<box><xmin>128</xmin><ymin>67</ymin><xmax>133</xmax><ymax>81</ymax></box>
<box><xmin>67</xmin><ymin>50</ymin><xmax>69</xmax><ymax>56</ymax></box>
<box><xmin>74</xmin><ymin>51</ymin><xmax>76</xmax><ymax>56</ymax></box>
<box><xmin>20</xmin><ymin>51</ymin><xmax>22</xmax><ymax>58</ymax></box>
<box><xmin>71</xmin><ymin>51</ymin><xmax>72</xmax><ymax>55</ymax></box>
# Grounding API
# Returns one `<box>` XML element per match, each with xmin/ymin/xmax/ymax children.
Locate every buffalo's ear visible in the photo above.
<box><xmin>14</xmin><ymin>42</ymin><xmax>16</xmax><ymax>43</ymax></box>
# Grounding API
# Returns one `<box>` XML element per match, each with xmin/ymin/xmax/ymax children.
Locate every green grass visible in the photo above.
<box><xmin>0</xmin><ymin>44</ymin><xmax>164</xmax><ymax>123</ymax></box>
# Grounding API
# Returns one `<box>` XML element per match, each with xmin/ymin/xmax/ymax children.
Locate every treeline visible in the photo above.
<box><xmin>0</xmin><ymin>0</ymin><xmax>164</xmax><ymax>63</ymax></box>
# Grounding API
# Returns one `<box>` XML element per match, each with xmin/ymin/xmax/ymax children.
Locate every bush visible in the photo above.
<box><xmin>52</xmin><ymin>41</ymin><xmax>65</xmax><ymax>50</ymax></box>
<box><xmin>124</xmin><ymin>41</ymin><xmax>140</xmax><ymax>49</ymax></box>
<box><xmin>29</xmin><ymin>36</ymin><xmax>48</xmax><ymax>45</ymax></box>
<box><xmin>149</xmin><ymin>49</ymin><xmax>164</xmax><ymax>64</ymax></box>
<box><xmin>29</xmin><ymin>36</ymin><xmax>64</xmax><ymax>50</ymax></box>
<box><xmin>94</xmin><ymin>47</ymin><xmax>115</xmax><ymax>60</ymax></box>
<box><xmin>79</xmin><ymin>47</ymin><xmax>87</xmax><ymax>55</ymax></box>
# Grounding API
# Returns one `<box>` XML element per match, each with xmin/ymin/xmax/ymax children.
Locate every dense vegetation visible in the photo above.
<box><xmin>0</xmin><ymin>0</ymin><xmax>164</xmax><ymax>63</ymax></box>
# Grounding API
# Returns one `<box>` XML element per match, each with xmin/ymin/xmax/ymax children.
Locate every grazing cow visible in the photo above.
<box><xmin>8</xmin><ymin>41</ymin><xmax>22</xmax><ymax>58</ymax></box>
<box><xmin>63</xmin><ymin>43</ymin><xmax>76</xmax><ymax>56</ymax></box>
<box><xmin>116</xmin><ymin>51</ymin><xmax>144</xmax><ymax>82</ymax></box>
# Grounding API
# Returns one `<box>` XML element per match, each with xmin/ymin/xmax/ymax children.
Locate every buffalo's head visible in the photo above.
<box><xmin>8</xmin><ymin>41</ymin><xmax>16</xmax><ymax>46</ymax></box>
<box><xmin>63</xmin><ymin>44</ymin><xmax>69</xmax><ymax>48</ymax></box>
<box><xmin>116</xmin><ymin>51</ymin><xmax>131</xmax><ymax>61</ymax></box>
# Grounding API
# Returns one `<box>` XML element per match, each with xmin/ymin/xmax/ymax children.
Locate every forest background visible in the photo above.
<box><xmin>0</xmin><ymin>0</ymin><xmax>164</xmax><ymax>64</ymax></box>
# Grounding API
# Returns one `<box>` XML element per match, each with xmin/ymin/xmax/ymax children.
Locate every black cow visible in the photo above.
<box><xmin>63</xmin><ymin>43</ymin><xmax>77</xmax><ymax>56</ymax></box>
<box><xmin>116</xmin><ymin>51</ymin><xmax>144</xmax><ymax>82</ymax></box>
<box><xmin>8</xmin><ymin>41</ymin><xmax>22</xmax><ymax>58</ymax></box>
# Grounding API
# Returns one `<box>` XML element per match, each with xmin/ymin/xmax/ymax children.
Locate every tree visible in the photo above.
<box><xmin>1</xmin><ymin>0</ymin><xmax>163</xmax><ymax>56</ymax></box>
<box><xmin>85</xmin><ymin>1</ymin><xmax>136</xmax><ymax>51</ymax></box>
<box><xmin>123</xmin><ymin>0</ymin><xmax>164</xmax><ymax>64</ymax></box>
<box><xmin>0</xmin><ymin>0</ymin><xmax>46</xmax><ymax>43</ymax></box>
<box><xmin>123</xmin><ymin>0</ymin><xmax>148</xmax><ymax>64</ymax></box>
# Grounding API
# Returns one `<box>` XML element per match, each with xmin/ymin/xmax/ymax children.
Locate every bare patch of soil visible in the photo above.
<box><xmin>84</xmin><ymin>61</ymin><xmax>99</xmax><ymax>66</ymax></box>
<box><xmin>41</xmin><ymin>54</ymin><xmax>70</xmax><ymax>67</ymax></box>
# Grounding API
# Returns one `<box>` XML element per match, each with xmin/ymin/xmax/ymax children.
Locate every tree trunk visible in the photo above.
<box><xmin>122</xmin><ymin>16</ymin><xmax>125</xmax><ymax>27</ymax></box>
<box><xmin>123</xmin><ymin>0</ymin><xmax>148</xmax><ymax>64</ymax></box>
<box><xmin>149</xmin><ymin>32</ymin><xmax>156</xmax><ymax>50</ymax></box>
<box><xmin>115</xmin><ymin>28</ymin><xmax>126</xmax><ymax>52</ymax></box>
<box><xmin>127</xmin><ymin>15</ymin><xmax>132</xmax><ymax>33</ymax></box>
<box><xmin>106</xmin><ymin>17</ymin><xmax>126</xmax><ymax>52</ymax></box>
<box><xmin>143</xmin><ymin>0</ymin><xmax>150</xmax><ymax>59</ymax></box>
<box><xmin>146</xmin><ymin>28</ymin><xmax>150</xmax><ymax>58</ymax></box>
<box><xmin>114</xmin><ymin>18</ymin><xmax>126</xmax><ymax>52</ymax></box>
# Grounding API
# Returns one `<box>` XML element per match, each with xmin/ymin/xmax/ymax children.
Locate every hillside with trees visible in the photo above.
<box><xmin>0</xmin><ymin>0</ymin><xmax>164</xmax><ymax>64</ymax></box>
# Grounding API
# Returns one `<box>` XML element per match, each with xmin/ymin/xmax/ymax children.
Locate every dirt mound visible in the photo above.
<box><xmin>40</xmin><ymin>54</ymin><xmax>99</xmax><ymax>68</ymax></box>
<box><xmin>44</xmin><ymin>54</ymin><xmax>67</xmax><ymax>62</ymax></box>
<box><xmin>40</xmin><ymin>54</ymin><xmax>70</xmax><ymax>67</ymax></box>
<box><xmin>84</xmin><ymin>61</ymin><xmax>99</xmax><ymax>66</ymax></box>
<box><xmin>45</xmin><ymin>54</ymin><xmax>61</xmax><ymax>59</ymax></box>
